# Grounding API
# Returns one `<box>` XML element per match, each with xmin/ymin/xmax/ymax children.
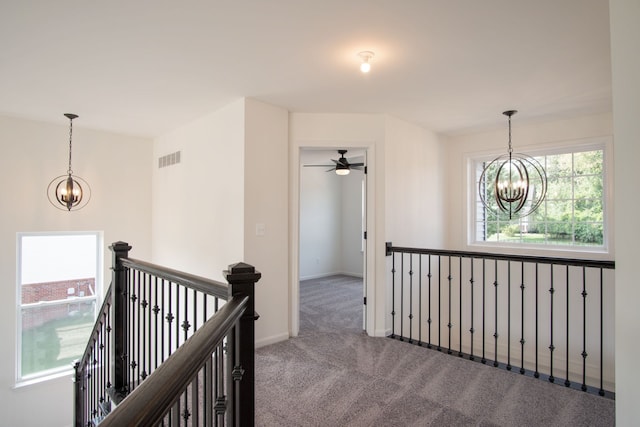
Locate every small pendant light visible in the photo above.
<box><xmin>47</xmin><ymin>113</ymin><xmax>91</xmax><ymax>211</ymax></box>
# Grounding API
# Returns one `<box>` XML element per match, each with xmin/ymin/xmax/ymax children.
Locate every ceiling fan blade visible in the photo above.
<box><xmin>349</xmin><ymin>162</ymin><xmax>365</xmax><ymax>167</ymax></box>
<box><xmin>351</xmin><ymin>166</ymin><xmax>364</xmax><ymax>170</ymax></box>
<box><xmin>326</xmin><ymin>168</ymin><xmax>336</xmax><ymax>172</ymax></box>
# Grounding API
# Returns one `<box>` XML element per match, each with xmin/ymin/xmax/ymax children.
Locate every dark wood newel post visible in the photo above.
<box><xmin>110</xmin><ymin>241</ymin><xmax>132</xmax><ymax>400</ymax></box>
<box><xmin>223</xmin><ymin>262</ymin><xmax>261</xmax><ymax>426</ymax></box>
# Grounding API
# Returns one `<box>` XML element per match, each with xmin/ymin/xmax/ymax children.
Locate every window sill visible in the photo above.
<box><xmin>14</xmin><ymin>368</ymin><xmax>73</xmax><ymax>389</ymax></box>
<box><xmin>467</xmin><ymin>241</ymin><xmax>613</xmax><ymax>262</ymax></box>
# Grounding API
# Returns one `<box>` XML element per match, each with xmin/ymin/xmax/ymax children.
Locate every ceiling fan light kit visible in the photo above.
<box><xmin>304</xmin><ymin>149</ymin><xmax>365</xmax><ymax>175</ymax></box>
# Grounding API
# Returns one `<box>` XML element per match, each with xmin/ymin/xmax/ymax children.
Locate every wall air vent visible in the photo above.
<box><xmin>158</xmin><ymin>151</ymin><xmax>181</xmax><ymax>168</ymax></box>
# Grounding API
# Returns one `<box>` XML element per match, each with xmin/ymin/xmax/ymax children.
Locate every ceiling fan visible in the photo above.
<box><xmin>303</xmin><ymin>150</ymin><xmax>364</xmax><ymax>175</ymax></box>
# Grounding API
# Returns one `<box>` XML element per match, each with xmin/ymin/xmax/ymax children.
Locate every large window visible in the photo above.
<box><xmin>17</xmin><ymin>232</ymin><xmax>102</xmax><ymax>384</ymax></box>
<box><xmin>470</xmin><ymin>139</ymin><xmax>610</xmax><ymax>251</ymax></box>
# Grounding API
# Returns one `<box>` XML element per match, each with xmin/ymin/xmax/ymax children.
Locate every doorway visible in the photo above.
<box><xmin>298</xmin><ymin>148</ymin><xmax>367</xmax><ymax>331</ymax></box>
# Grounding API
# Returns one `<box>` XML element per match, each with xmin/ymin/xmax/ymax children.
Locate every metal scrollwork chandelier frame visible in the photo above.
<box><xmin>478</xmin><ymin>110</ymin><xmax>547</xmax><ymax>220</ymax></box>
<box><xmin>47</xmin><ymin>113</ymin><xmax>91</xmax><ymax>211</ymax></box>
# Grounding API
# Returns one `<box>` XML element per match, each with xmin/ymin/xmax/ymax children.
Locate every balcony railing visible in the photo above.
<box><xmin>386</xmin><ymin>242</ymin><xmax>615</xmax><ymax>398</ymax></box>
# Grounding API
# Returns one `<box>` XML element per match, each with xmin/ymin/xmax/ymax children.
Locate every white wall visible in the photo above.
<box><xmin>243</xmin><ymin>98</ymin><xmax>290</xmax><ymax>347</ymax></box>
<box><xmin>0</xmin><ymin>115</ymin><xmax>152</xmax><ymax>427</ymax></box>
<box><xmin>610</xmin><ymin>0</ymin><xmax>640</xmax><ymax>424</ymax></box>
<box><xmin>384</xmin><ymin>116</ymin><xmax>444</xmax><ymax>248</ymax></box>
<box><xmin>152</xmin><ymin>100</ymin><xmax>245</xmax><ymax>281</ymax></box>
<box><xmin>152</xmin><ymin>99</ymin><xmax>290</xmax><ymax>347</ymax></box>
<box><xmin>299</xmin><ymin>155</ymin><xmax>342</xmax><ymax>278</ymax></box>
<box><xmin>443</xmin><ymin>112</ymin><xmax>613</xmax><ymax>258</ymax></box>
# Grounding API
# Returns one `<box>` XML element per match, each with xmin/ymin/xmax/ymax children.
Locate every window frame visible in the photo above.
<box><xmin>15</xmin><ymin>231</ymin><xmax>103</xmax><ymax>386</ymax></box>
<box><xmin>466</xmin><ymin>136</ymin><xmax>613</xmax><ymax>256</ymax></box>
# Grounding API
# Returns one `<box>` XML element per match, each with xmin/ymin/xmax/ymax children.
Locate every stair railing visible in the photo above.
<box><xmin>74</xmin><ymin>241</ymin><xmax>260</xmax><ymax>426</ymax></box>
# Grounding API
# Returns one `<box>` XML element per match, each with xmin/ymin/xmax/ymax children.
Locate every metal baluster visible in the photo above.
<box><xmin>106</xmin><ymin>306</ymin><xmax>112</xmax><ymax>392</ymax></box>
<box><xmin>549</xmin><ymin>265</ymin><xmax>555</xmax><ymax>383</ymax></box>
<box><xmin>459</xmin><ymin>256</ymin><xmax>463</xmax><ymax>357</ymax></box>
<box><xmin>175</xmin><ymin>282</ymin><xmax>181</xmax><ymax>352</ymax></box>
<box><xmin>134</xmin><ymin>270</ymin><xmax>141</xmax><ymax>388</ymax></box>
<box><xmin>193</xmin><ymin>289</ymin><xmax>198</xmax><ymax>333</ymax></box>
<box><xmin>182</xmin><ymin>286</ymin><xmax>191</xmax><ymax>425</ymax></box>
<box><xmin>127</xmin><ymin>270</ymin><xmax>133</xmax><ymax>392</ymax></box>
<box><xmin>599</xmin><ymin>268</ymin><xmax>605</xmax><ymax>396</ymax></box>
<box><xmin>173</xmin><ymin>400</ymin><xmax>181</xmax><ymax>427</ymax></box>
<box><xmin>192</xmin><ymin>372</ymin><xmax>199</xmax><ymax>427</ymax></box>
<box><xmin>581</xmin><ymin>266</ymin><xmax>588</xmax><ymax>391</ymax></box>
<box><xmin>427</xmin><ymin>255</ymin><xmax>432</xmax><ymax>349</ymax></box>
<box><xmin>438</xmin><ymin>256</ymin><xmax>442</xmax><ymax>351</ymax></box>
<box><xmin>535</xmin><ymin>263</ymin><xmax>539</xmax><ymax>378</ymax></box>
<box><xmin>494</xmin><ymin>259</ymin><xmax>499</xmax><ymax>367</ymax></box>
<box><xmin>408</xmin><ymin>254</ymin><xmax>414</xmax><ymax>344</ymax></box>
<box><xmin>482</xmin><ymin>259</ymin><xmax>486</xmax><ymax>364</ymax></box>
<box><xmin>418</xmin><ymin>254</ymin><xmax>423</xmax><ymax>346</ymax></box>
<box><xmin>391</xmin><ymin>252</ymin><xmax>396</xmax><ymax>338</ymax></box>
<box><xmin>520</xmin><ymin>261</ymin><xmax>526</xmax><ymax>374</ymax></box>
<box><xmin>216</xmin><ymin>341</ymin><xmax>225</xmax><ymax>426</ymax></box>
<box><xmin>183</xmin><ymin>382</ymin><xmax>190</xmax><ymax>425</ymax></box>
<box><xmin>507</xmin><ymin>261</ymin><xmax>512</xmax><ymax>371</ymax></box>
<box><xmin>99</xmin><ymin>319</ymin><xmax>105</xmax><ymax>418</ymax></box>
<box><xmin>565</xmin><ymin>265</ymin><xmax>571</xmax><ymax>387</ymax></box>
<box><xmin>470</xmin><ymin>257</ymin><xmax>475</xmax><ymax>361</ymax></box>
<box><xmin>91</xmin><ymin>340</ymin><xmax>96</xmax><ymax>422</ymax></box>
<box><xmin>182</xmin><ymin>284</ymin><xmax>190</xmax><ymax>343</ymax></box>
<box><xmin>400</xmin><ymin>253</ymin><xmax>404</xmax><ymax>341</ymax></box>
<box><xmin>166</xmin><ymin>280</ymin><xmax>172</xmax><ymax>359</ymax></box>
<box><xmin>141</xmin><ymin>272</ymin><xmax>148</xmax><ymax>381</ymax></box>
<box><xmin>205</xmin><ymin>356</ymin><xmax>213</xmax><ymax>427</ymax></box>
<box><xmin>447</xmin><ymin>256</ymin><xmax>452</xmax><ymax>354</ymax></box>
<box><xmin>153</xmin><ymin>277</ymin><xmax>159</xmax><ymax>372</ymax></box>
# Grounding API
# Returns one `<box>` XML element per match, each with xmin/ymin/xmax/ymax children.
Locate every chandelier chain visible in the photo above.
<box><xmin>67</xmin><ymin>117</ymin><xmax>74</xmax><ymax>175</ymax></box>
<box><xmin>507</xmin><ymin>114</ymin><xmax>513</xmax><ymax>155</ymax></box>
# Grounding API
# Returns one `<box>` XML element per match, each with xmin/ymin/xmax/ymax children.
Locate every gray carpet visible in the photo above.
<box><xmin>255</xmin><ymin>275</ymin><xmax>615</xmax><ymax>426</ymax></box>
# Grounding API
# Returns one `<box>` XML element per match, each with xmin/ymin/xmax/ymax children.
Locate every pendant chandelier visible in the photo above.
<box><xmin>47</xmin><ymin>113</ymin><xmax>91</xmax><ymax>211</ymax></box>
<box><xmin>478</xmin><ymin>110</ymin><xmax>547</xmax><ymax>220</ymax></box>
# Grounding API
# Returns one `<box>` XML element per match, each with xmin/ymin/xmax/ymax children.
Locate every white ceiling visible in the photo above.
<box><xmin>0</xmin><ymin>0</ymin><xmax>611</xmax><ymax>138</ymax></box>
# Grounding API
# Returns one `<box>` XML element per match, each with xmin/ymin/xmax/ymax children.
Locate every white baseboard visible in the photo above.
<box><xmin>374</xmin><ymin>328</ymin><xmax>391</xmax><ymax>337</ymax></box>
<box><xmin>256</xmin><ymin>332</ymin><xmax>290</xmax><ymax>349</ymax></box>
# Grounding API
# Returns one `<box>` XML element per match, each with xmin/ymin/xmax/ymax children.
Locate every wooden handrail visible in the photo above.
<box><xmin>99</xmin><ymin>295</ymin><xmax>249</xmax><ymax>426</ymax></box>
<box><xmin>386</xmin><ymin>242</ymin><xmax>615</xmax><ymax>270</ymax></box>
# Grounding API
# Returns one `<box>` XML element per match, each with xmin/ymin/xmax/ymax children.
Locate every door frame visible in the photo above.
<box><xmin>290</xmin><ymin>142</ymin><xmax>377</xmax><ymax>337</ymax></box>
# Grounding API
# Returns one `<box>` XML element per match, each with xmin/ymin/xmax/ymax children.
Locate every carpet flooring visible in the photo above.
<box><xmin>255</xmin><ymin>275</ymin><xmax>615</xmax><ymax>426</ymax></box>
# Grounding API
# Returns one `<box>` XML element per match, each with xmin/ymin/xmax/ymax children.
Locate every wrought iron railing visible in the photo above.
<box><xmin>386</xmin><ymin>242</ymin><xmax>615</xmax><ymax>398</ymax></box>
<box><xmin>74</xmin><ymin>241</ymin><xmax>261</xmax><ymax>426</ymax></box>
